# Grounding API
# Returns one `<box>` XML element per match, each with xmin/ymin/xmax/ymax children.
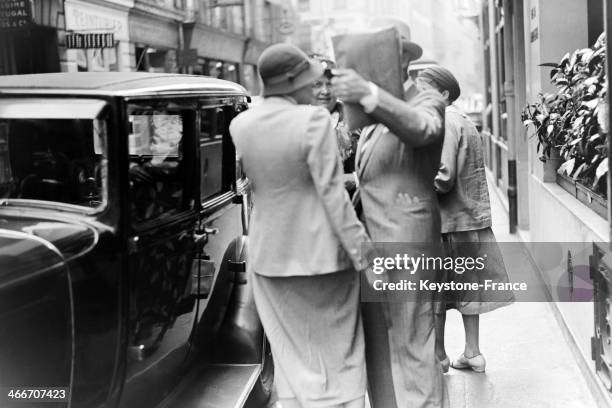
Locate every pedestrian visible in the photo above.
<box><xmin>416</xmin><ymin>65</ymin><xmax>515</xmax><ymax>373</ymax></box>
<box><xmin>309</xmin><ymin>54</ymin><xmax>359</xmax><ymax>174</ymax></box>
<box><xmin>331</xmin><ymin>21</ymin><xmax>449</xmax><ymax>408</ymax></box>
<box><xmin>229</xmin><ymin>43</ymin><xmax>371</xmax><ymax>408</ymax></box>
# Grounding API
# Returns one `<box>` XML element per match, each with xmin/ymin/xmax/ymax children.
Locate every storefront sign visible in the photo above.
<box><xmin>67</xmin><ymin>33</ymin><xmax>115</xmax><ymax>49</ymax></box>
<box><xmin>0</xmin><ymin>0</ymin><xmax>32</xmax><ymax>29</ymax></box>
<box><xmin>129</xmin><ymin>12</ymin><xmax>178</xmax><ymax>49</ymax></box>
<box><xmin>187</xmin><ymin>24</ymin><xmax>244</xmax><ymax>62</ymax></box>
<box><xmin>65</xmin><ymin>0</ymin><xmax>129</xmax><ymax>41</ymax></box>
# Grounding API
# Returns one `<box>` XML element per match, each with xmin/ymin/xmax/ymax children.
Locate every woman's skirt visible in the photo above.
<box><xmin>251</xmin><ymin>269</ymin><xmax>366</xmax><ymax>407</ymax></box>
<box><xmin>434</xmin><ymin>227</ymin><xmax>515</xmax><ymax>315</ymax></box>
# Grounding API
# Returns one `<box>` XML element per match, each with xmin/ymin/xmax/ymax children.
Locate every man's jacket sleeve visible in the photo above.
<box><xmin>303</xmin><ymin>107</ymin><xmax>370</xmax><ymax>271</ymax></box>
<box><xmin>370</xmin><ymin>88</ymin><xmax>446</xmax><ymax>147</ymax></box>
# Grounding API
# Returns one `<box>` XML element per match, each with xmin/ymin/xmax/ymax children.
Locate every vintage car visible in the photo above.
<box><xmin>0</xmin><ymin>72</ymin><xmax>272</xmax><ymax>408</ymax></box>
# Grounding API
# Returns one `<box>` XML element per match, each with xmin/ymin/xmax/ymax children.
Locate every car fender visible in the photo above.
<box><xmin>213</xmin><ymin>235</ymin><xmax>265</xmax><ymax>364</ymax></box>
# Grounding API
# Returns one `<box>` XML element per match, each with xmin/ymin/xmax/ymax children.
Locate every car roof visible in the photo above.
<box><xmin>0</xmin><ymin>72</ymin><xmax>249</xmax><ymax>97</ymax></box>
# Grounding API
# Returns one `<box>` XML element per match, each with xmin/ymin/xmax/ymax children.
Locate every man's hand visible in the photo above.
<box><xmin>331</xmin><ymin>69</ymin><xmax>371</xmax><ymax>103</ymax></box>
<box><xmin>343</xmin><ymin>172</ymin><xmax>357</xmax><ymax>191</ymax></box>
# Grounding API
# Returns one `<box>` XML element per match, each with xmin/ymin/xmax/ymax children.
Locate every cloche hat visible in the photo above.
<box><xmin>258</xmin><ymin>43</ymin><xmax>324</xmax><ymax>97</ymax></box>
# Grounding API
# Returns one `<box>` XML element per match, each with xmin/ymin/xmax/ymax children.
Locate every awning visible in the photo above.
<box><xmin>0</xmin><ymin>98</ymin><xmax>107</xmax><ymax>119</ymax></box>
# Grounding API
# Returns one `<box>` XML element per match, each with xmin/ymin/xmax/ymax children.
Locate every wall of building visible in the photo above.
<box><xmin>523</xmin><ymin>0</ymin><xmax>604</xmax><ymax>240</ymax></box>
<box><xmin>0</xmin><ymin>0</ymin><xmax>68</xmax><ymax>74</ymax></box>
<box><xmin>64</xmin><ymin>0</ymin><xmax>133</xmax><ymax>72</ymax></box>
<box><xmin>482</xmin><ymin>0</ymin><xmax>609</xmax><ymax>398</ymax></box>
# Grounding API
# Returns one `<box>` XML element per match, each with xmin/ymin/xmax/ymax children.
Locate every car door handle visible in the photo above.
<box><xmin>193</xmin><ymin>231</ymin><xmax>207</xmax><ymax>245</ymax></box>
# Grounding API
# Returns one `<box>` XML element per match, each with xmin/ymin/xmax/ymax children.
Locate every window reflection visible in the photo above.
<box><xmin>128</xmin><ymin>110</ymin><xmax>186</xmax><ymax>225</ymax></box>
<box><xmin>0</xmin><ymin>118</ymin><xmax>108</xmax><ymax>209</ymax></box>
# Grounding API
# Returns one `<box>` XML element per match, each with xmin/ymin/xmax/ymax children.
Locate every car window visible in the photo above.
<box><xmin>128</xmin><ymin>108</ymin><xmax>190</xmax><ymax>226</ymax></box>
<box><xmin>199</xmin><ymin>106</ymin><xmax>234</xmax><ymax>202</ymax></box>
<box><xmin>0</xmin><ymin>117</ymin><xmax>108</xmax><ymax>209</ymax></box>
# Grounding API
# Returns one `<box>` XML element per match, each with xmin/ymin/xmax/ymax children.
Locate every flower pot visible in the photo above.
<box><xmin>543</xmin><ymin>148</ymin><xmax>563</xmax><ymax>182</ymax></box>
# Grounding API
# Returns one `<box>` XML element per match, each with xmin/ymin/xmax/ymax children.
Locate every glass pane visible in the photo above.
<box><xmin>0</xmin><ymin>118</ymin><xmax>108</xmax><ymax>209</ymax></box>
<box><xmin>128</xmin><ymin>110</ymin><xmax>186</xmax><ymax>224</ymax></box>
<box><xmin>200</xmin><ymin>108</ymin><xmax>224</xmax><ymax>201</ymax></box>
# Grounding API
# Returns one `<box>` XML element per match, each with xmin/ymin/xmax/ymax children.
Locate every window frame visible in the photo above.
<box><xmin>197</xmin><ymin>99</ymin><xmax>238</xmax><ymax>209</ymax></box>
<box><xmin>125</xmin><ymin>99</ymin><xmax>198</xmax><ymax>232</ymax></box>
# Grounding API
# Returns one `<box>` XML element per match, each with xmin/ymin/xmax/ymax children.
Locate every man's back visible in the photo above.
<box><xmin>230</xmin><ymin>96</ymin><xmax>367</xmax><ymax>277</ymax></box>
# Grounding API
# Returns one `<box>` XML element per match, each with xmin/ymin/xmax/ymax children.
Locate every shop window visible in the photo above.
<box><xmin>75</xmin><ymin>48</ymin><xmax>118</xmax><ymax>72</ymax></box>
<box><xmin>223</xmin><ymin>63</ymin><xmax>238</xmax><ymax>83</ymax></box>
<box><xmin>134</xmin><ymin>47</ymin><xmax>178</xmax><ymax>73</ymax></box>
<box><xmin>135</xmin><ymin>46</ymin><xmax>148</xmax><ymax>72</ymax></box>
<box><xmin>207</xmin><ymin>60</ymin><xmax>224</xmax><ymax>78</ymax></box>
<box><xmin>201</xmin><ymin>60</ymin><xmax>239</xmax><ymax>83</ymax></box>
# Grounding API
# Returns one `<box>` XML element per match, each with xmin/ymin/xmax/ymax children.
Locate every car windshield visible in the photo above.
<box><xmin>0</xmin><ymin>117</ymin><xmax>108</xmax><ymax>209</ymax></box>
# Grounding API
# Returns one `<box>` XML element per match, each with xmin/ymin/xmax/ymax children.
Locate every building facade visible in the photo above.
<box><xmin>481</xmin><ymin>0</ymin><xmax>610</xmax><ymax>404</ymax></box>
<box><xmin>294</xmin><ymin>0</ymin><xmax>484</xmax><ymax>115</ymax></box>
<box><xmin>1</xmin><ymin>0</ymin><xmax>292</xmax><ymax>96</ymax></box>
<box><xmin>0</xmin><ymin>0</ymin><xmax>68</xmax><ymax>74</ymax></box>
<box><xmin>64</xmin><ymin>0</ymin><xmax>133</xmax><ymax>72</ymax></box>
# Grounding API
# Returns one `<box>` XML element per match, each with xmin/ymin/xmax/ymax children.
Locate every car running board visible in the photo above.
<box><xmin>157</xmin><ymin>363</ymin><xmax>262</xmax><ymax>408</ymax></box>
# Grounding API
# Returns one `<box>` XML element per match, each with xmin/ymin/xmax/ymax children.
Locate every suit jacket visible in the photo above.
<box><xmin>355</xmin><ymin>89</ymin><xmax>446</xmax><ymax>247</ymax></box>
<box><xmin>356</xmin><ymin>87</ymin><xmax>449</xmax><ymax>408</ymax></box>
<box><xmin>230</xmin><ymin>96</ymin><xmax>369</xmax><ymax>277</ymax></box>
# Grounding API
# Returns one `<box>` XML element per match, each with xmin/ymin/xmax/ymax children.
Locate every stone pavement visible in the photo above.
<box><xmin>441</xmin><ymin>180</ymin><xmax>599</xmax><ymax>408</ymax></box>
<box><xmin>266</xmin><ymin>180</ymin><xmax>600</xmax><ymax>408</ymax></box>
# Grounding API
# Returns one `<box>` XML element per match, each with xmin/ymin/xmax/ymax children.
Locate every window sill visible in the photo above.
<box><xmin>556</xmin><ymin>173</ymin><xmax>607</xmax><ymax>220</ymax></box>
<box><xmin>532</xmin><ymin>174</ymin><xmax>608</xmax><ymax>242</ymax></box>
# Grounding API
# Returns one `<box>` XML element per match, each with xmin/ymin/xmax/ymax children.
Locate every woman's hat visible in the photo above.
<box><xmin>258</xmin><ymin>43</ymin><xmax>324</xmax><ymax>97</ymax></box>
<box><xmin>418</xmin><ymin>65</ymin><xmax>461</xmax><ymax>102</ymax></box>
<box><xmin>308</xmin><ymin>53</ymin><xmax>336</xmax><ymax>70</ymax></box>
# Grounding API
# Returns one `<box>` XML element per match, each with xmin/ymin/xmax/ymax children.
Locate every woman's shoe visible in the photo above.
<box><xmin>439</xmin><ymin>356</ymin><xmax>450</xmax><ymax>374</ymax></box>
<box><xmin>451</xmin><ymin>353</ymin><xmax>486</xmax><ymax>373</ymax></box>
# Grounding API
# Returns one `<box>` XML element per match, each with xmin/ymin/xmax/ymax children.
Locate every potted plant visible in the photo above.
<box><xmin>522</xmin><ymin>33</ymin><xmax>609</xmax><ymax>212</ymax></box>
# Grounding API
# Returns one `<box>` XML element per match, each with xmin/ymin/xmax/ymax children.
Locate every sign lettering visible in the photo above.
<box><xmin>0</xmin><ymin>0</ymin><xmax>32</xmax><ymax>29</ymax></box>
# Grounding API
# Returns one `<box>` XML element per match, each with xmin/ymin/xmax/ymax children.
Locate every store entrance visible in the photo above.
<box><xmin>0</xmin><ymin>26</ymin><xmax>60</xmax><ymax>75</ymax></box>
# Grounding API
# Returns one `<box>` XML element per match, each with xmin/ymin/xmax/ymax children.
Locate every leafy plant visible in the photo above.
<box><xmin>522</xmin><ymin>33</ymin><xmax>609</xmax><ymax>196</ymax></box>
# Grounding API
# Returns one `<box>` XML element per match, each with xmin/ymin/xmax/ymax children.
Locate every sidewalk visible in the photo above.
<box><xmin>442</xmin><ymin>181</ymin><xmax>599</xmax><ymax>408</ymax></box>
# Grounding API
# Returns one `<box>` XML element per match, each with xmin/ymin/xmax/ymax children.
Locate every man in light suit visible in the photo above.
<box><xmin>230</xmin><ymin>43</ymin><xmax>371</xmax><ymax>408</ymax></box>
<box><xmin>332</xmin><ymin>22</ymin><xmax>449</xmax><ymax>408</ymax></box>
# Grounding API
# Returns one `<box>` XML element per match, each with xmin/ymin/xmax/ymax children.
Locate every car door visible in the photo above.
<box><xmin>190</xmin><ymin>101</ymin><xmax>246</xmax><ymax>349</ymax></box>
<box><xmin>119</xmin><ymin>100</ymin><xmax>199</xmax><ymax>408</ymax></box>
